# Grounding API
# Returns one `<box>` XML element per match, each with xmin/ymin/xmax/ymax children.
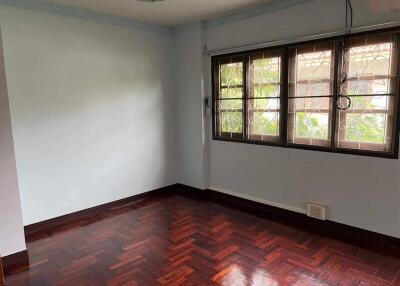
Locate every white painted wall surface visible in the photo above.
<box><xmin>0</xmin><ymin>6</ymin><xmax>177</xmax><ymax>226</ymax></box>
<box><xmin>174</xmin><ymin>23</ymin><xmax>208</xmax><ymax>189</ymax></box>
<box><xmin>0</xmin><ymin>28</ymin><xmax>26</xmax><ymax>257</ymax></box>
<box><xmin>206</xmin><ymin>0</ymin><xmax>400</xmax><ymax>238</ymax></box>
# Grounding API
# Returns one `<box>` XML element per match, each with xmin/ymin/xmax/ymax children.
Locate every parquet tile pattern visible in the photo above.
<box><xmin>6</xmin><ymin>192</ymin><xmax>400</xmax><ymax>285</ymax></box>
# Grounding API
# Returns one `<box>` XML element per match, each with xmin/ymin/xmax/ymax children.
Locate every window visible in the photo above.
<box><xmin>288</xmin><ymin>42</ymin><xmax>335</xmax><ymax>146</ymax></box>
<box><xmin>335</xmin><ymin>34</ymin><xmax>398</xmax><ymax>153</ymax></box>
<box><xmin>212</xmin><ymin>29</ymin><xmax>400</xmax><ymax>158</ymax></box>
<box><xmin>214</xmin><ymin>58</ymin><xmax>244</xmax><ymax>139</ymax></box>
<box><xmin>247</xmin><ymin>50</ymin><xmax>283</xmax><ymax>142</ymax></box>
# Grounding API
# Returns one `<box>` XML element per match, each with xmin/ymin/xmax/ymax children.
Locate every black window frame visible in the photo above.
<box><xmin>211</xmin><ymin>27</ymin><xmax>400</xmax><ymax>159</ymax></box>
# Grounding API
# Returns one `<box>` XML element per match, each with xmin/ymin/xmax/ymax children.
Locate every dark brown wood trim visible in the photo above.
<box><xmin>174</xmin><ymin>184</ymin><xmax>400</xmax><ymax>258</ymax></box>
<box><xmin>2</xmin><ymin>250</ymin><xmax>29</xmax><ymax>275</ymax></box>
<box><xmin>0</xmin><ymin>256</ymin><xmax>4</xmax><ymax>285</ymax></box>
<box><xmin>24</xmin><ymin>184</ymin><xmax>178</xmax><ymax>237</ymax></box>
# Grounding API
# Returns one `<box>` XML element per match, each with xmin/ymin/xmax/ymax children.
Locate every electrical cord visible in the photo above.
<box><xmin>336</xmin><ymin>0</ymin><xmax>353</xmax><ymax>111</ymax></box>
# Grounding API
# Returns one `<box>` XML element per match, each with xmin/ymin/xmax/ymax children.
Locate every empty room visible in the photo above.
<box><xmin>1</xmin><ymin>0</ymin><xmax>400</xmax><ymax>285</ymax></box>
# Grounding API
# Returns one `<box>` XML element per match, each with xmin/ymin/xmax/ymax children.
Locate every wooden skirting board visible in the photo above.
<box><xmin>5</xmin><ymin>183</ymin><xmax>400</xmax><ymax>275</ymax></box>
<box><xmin>0</xmin><ymin>256</ymin><xmax>4</xmax><ymax>285</ymax></box>
<box><xmin>24</xmin><ymin>184</ymin><xmax>176</xmax><ymax>237</ymax></box>
<box><xmin>2</xmin><ymin>250</ymin><xmax>29</xmax><ymax>276</ymax></box>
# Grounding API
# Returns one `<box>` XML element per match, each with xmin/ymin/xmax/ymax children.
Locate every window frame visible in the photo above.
<box><xmin>211</xmin><ymin>27</ymin><xmax>400</xmax><ymax>159</ymax></box>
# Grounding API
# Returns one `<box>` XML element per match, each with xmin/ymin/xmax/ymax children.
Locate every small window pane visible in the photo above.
<box><xmin>253</xmin><ymin>85</ymin><xmax>280</xmax><ymax>98</ymax></box>
<box><xmin>221</xmin><ymin>87</ymin><xmax>243</xmax><ymax>99</ymax></box>
<box><xmin>250</xmin><ymin>57</ymin><xmax>280</xmax><ymax>84</ymax></box>
<box><xmin>296</xmin><ymin>51</ymin><xmax>332</xmax><ymax>81</ymax></box>
<box><xmin>220</xmin><ymin>99</ymin><xmax>243</xmax><ymax>110</ymax></box>
<box><xmin>344</xmin><ymin>113</ymin><xmax>387</xmax><ymax>144</ymax></box>
<box><xmin>296</xmin><ymin>82</ymin><xmax>331</xmax><ymax>97</ymax></box>
<box><xmin>248</xmin><ymin>98</ymin><xmax>280</xmax><ymax>140</ymax></box>
<box><xmin>221</xmin><ymin>112</ymin><xmax>243</xmax><ymax>133</ymax></box>
<box><xmin>220</xmin><ymin>62</ymin><xmax>243</xmax><ymax>87</ymax></box>
<box><xmin>288</xmin><ymin>97</ymin><xmax>331</xmax><ymax>145</ymax></box>
<box><xmin>338</xmin><ymin>95</ymin><xmax>389</xmax><ymax>110</ymax></box>
<box><xmin>295</xmin><ymin>112</ymin><xmax>330</xmax><ymax>140</ymax></box>
<box><xmin>346</xmin><ymin>79</ymin><xmax>390</xmax><ymax>95</ymax></box>
<box><xmin>347</xmin><ymin>43</ymin><xmax>392</xmax><ymax>78</ymax></box>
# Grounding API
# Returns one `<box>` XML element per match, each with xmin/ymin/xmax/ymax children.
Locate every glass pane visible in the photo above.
<box><xmin>248</xmin><ymin>98</ymin><xmax>280</xmax><ymax>139</ymax></box>
<box><xmin>250</xmin><ymin>57</ymin><xmax>280</xmax><ymax>84</ymax></box>
<box><xmin>220</xmin><ymin>62</ymin><xmax>243</xmax><ymax>87</ymax></box>
<box><xmin>347</xmin><ymin>43</ymin><xmax>392</xmax><ymax>78</ymax></box>
<box><xmin>221</xmin><ymin>87</ymin><xmax>243</xmax><ymax>99</ymax></box>
<box><xmin>221</xmin><ymin>112</ymin><xmax>243</xmax><ymax>133</ymax></box>
<box><xmin>296</xmin><ymin>51</ymin><xmax>332</xmax><ymax>81</ymax></box>
<box><xmin>336</xmin><ymin>96</ymin><xmax>393</xmax><ymax>152</ymax></box>
<box><xmin>288</xmin><ymin>97</ymin><xmax>331</xmax><ymax>145</ymax></box>
<box><xmin>219</xmin><ymin>99</ymin><xmax>243</xmax><ymax>110</ymax></box>
<box><xmin>296</xmin><ymin>82</ymin><xmax>331</xmax><ymax>97</ymax></box>
<box><xmin>217</xmin><ymin>100</ymin><xmax>243</xmax><ymax>135</ymax></box>
<box><xmin>344</xmin><ymin>113</ymin><xmax>387</xmax><ymax>144</ymax></box>
<box><xmin>253</xmin><ymin>85</ymin><xmax>280</xmax><ymax>98</ymax></box>
<box><xmin>249</xmin><ymin>56</ymin><xmax>281</xmax><ymax>98</ymax></box>
<box><xmin>295</xmin><ymin>112</ymin><xmax>330</xmax><ymax>140</ymax></box>
<box><xmin>346</xmin><ymin>79</ymin><xmax>390</xmax><ymax>95</ymax></box>
<box><xmin>338</xmin><ymin>95</ymin><xmax>389</xmax><ymax>110</ymax></box>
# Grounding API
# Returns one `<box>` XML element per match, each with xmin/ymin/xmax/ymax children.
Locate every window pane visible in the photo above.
<box><xmin>217</xmin><ymin>99</ymin><xmax>243</xmax><ymax>135</ymax></box>
<box><xmin>253</xmin><ymin>85</ymin><xmax>280</xmax><ymax>98</ymax></box>
<box><xmin>288</xmin><ymin>97</ymin><xmax>331</xmax><ymax>145</ymax></box>
<box><xmin>220</xmin><ymin>62</ymin><xmax>243</xmax><ymax>87</ymax></box>
<box><xmin>219</xmin><ymin>99</ymin><xmax>243</xmax><ymax>110</ymax></box>
<box><xmin>221</xmin><ymin>112</ymin><xmax>243</xmax><ymax>133</ymax></box>
<box><xmin>296</xmin><ymin>82</ymin><xmax>331</xmax><ymax>97</ymax></box>
<box><xmin>295</xmin><ymin>112</ymin><xmax>330</xmax><ymax>140</ymax></box>
<box><xmin>296</xmin><ymin>51</ymin><xmax>332</xmax><ymax>81</ymax></box>
<box><xmin>338</xmin><ymin>95</ymin><xmax>389</xmax><ymax>110</ymax></box>
<box><xmin>346</xmin><ymin>79</ymin><xmax>390</xmax><ymax>95</ymax></box>
<box><xmin>249</xmin><ymin>56</ymin><xmax>281</xmax><ymax>98</ymax></box>
<box><xmin>347</xmin><ymin>43</ymin><xmax>392</xmax><ymax>78</ymax></box>
<box><xmin>248</xmin><ymin>98</ymin><xmax>280</xmax><ymax>140</ymax></box>
<box><xmin>336</xmin><ymin>39</ymin><xmax>396</xmax><ymax>153</ymax></box>
<box><xmin>250</xmin><ymin>57</ymin><xmax>280</xmax><ymax>85</ymax></box>
<box><xmin>248</xmin><ymin>52</ymin><xmax>282</xmax><ymax>142</ymax></box>
<box><xmin>288</xmin><ymin>45</ymin><xmax>334</xmax><ymax>146</ymax></box>
<box><xmin>215</xmin><ymin>60</ymin><xmax>244</xmax><ymax>139</ymax></box>
<box><xmin>221</xmin><ymin>87</ymin><xmax>243</xmax><ymax>99</ymax></box>
<box><xmin>344</xmin><ymin>113</ymin><xmax>387</xmax><ymax>144</ymax></box>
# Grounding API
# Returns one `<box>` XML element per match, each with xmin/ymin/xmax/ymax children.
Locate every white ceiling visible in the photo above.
<box><xmin>40</xmin><ymin>0</ymin><xmax>275</xmax><ymax>27</ymax></box>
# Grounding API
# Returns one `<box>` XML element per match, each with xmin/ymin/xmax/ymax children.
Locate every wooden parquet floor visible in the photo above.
<box><xmin>5</xmin><ymin>191</ymin><xmax>400</xmax><ymax>286</ymax></box>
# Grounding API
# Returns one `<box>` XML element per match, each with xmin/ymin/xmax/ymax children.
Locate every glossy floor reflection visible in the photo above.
<box><xmin>6</xmin><ymin>191</ymin><xmax>400</xmax><ymax>285</ymax></box>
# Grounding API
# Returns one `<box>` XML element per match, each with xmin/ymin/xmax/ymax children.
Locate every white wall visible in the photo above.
<box><xmin>173</xmin><ymin>23</ymin><xmax>208</xmax><ymax>189</ymax></box>
<box><xmin>0</xmin><ymin>28</ymin><xmax>26</xmax><ymax>257</ymax></box>
<box><xmin>0</xmin><ymin>6</ymin><xmax>177</xmax><ymax>226</ymax></box>
<box><xmin>206</xmin><ymin>0</ymin><xmax>400</xmax><ymax>238</ymax></box>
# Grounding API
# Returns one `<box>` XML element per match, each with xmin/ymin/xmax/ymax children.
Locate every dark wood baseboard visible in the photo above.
<box><xmin>2</xmin><ymin>250</ymin><xmax>29</xmax><ymax>275</ymax></box>
<box><xmin>174</xmin><ymin>184</ymin><xmax>400</xmax><ymax>258</ymax></box>
<box><xmin>0</xmin><ymin>256</ymin><xmax>4</xmax><ymax>285</ymax></box>
<box><xmin>24</xmin><ymin>184</ymin><xmax>178</xmax><ymax>237</ymax></box>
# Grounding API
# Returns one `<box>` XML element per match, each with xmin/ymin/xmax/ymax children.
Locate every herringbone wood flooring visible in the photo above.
<box><xmin>6</xmin><ymin>192</ymin><xmax>400</xmax><ymax>285</ymax></box>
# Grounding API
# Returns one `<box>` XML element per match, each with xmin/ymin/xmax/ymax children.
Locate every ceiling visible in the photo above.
<box><xmin>40</xmin><ymin>0</ymin><xmax>275</xmax><ymax>27</ymax></box>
